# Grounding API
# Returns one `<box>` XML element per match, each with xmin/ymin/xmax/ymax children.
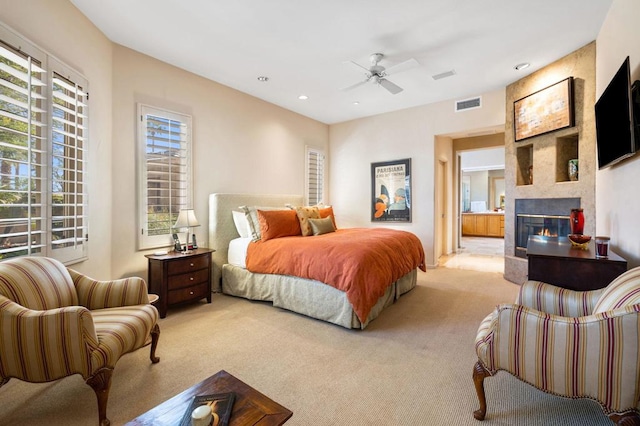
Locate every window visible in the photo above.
<box><xmin>305</xmin><ymin>146</ymin><xmax>325</xmax><ymax>206</ymax></box>
<box><xmin>0</xmin><ymin>26</ymin><xmax>88</xmax><ymax>263</ymax></box>
<box><xmin>137</xmin><ymin>104</ymin><xmax>192</xmax><ymax>250</ymax></box>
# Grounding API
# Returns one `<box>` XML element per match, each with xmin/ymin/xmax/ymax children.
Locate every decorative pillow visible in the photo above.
<box><xmin>308</xmin><ymin>216</ymin><xmax>336</xmax><ymax>236</ymax></box>
<box><xmin>240</xmin><ymin>205</ymin><xmax>288</xmax><ymax>241</ymax></box>
<box><xmin>257</xmin><ymin>209</ymin><xmax>301</xmax><ymax>241</ymax></box>
<box><xmin>295</xmin><ymin>206</ymin><xmax>320</xmax><ymax>236</ymax></box>
<box><xmin>318</xmin><ymin>206</ymin><xmax>337</xmax><ymax>229</ymax></box>
<box><xmin>232</xmin><ymin>210</ymin><xmax>251</xmax><ymax>238</ymax></box>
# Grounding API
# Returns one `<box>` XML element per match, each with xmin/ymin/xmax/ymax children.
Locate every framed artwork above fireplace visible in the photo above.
<box><xmin>514</xmin><ymin>77</ymin><xmax>575</xmax><ymax>142</ymax></box>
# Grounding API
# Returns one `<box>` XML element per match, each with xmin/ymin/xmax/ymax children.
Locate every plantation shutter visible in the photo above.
<box><xmin>138</xmin><ymin>104</ymin><xmax>192</xmax><ymax>249</ymax></box>
<box><xmin>306</xmin><ymin>146</ymin><xmax>325</xmax><ymax>206</ymax></box>
<box><xmin>0</xmin><ymin>42</ymin><xmax>47</xmax><ymax>258</ymax></box>
<box><xmin>50</xmin><ymin>67</ymin><xmax>88</xmax><ymax>262</ymax></box>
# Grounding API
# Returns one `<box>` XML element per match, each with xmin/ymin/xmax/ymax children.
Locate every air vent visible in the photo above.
<box><xmin>432</xmin><ymin>70</ymin><xmax>456</xmax><ymax>80</ymax></box>
<box><xmin>455</xmin><ymin>96</ymin><xmax>482</xmax><ymax>112</ymax></box>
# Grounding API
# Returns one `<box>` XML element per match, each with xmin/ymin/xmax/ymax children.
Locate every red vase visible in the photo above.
<box><xmin>570</xmin><ymin>208</ymin><xmax>584</xmax><ymax>235</ymax></box>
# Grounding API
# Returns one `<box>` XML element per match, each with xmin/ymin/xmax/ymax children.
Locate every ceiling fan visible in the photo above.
<box><xmin>341</xmin><ymin>53</ymin><xmax>419</xmax><ymax>95</ymax></box>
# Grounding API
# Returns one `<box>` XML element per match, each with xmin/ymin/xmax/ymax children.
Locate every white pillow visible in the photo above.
<box><xmin>232</xmin><ymin>210</ymin><xmax>251</xmax><ymax>238</ymax></box>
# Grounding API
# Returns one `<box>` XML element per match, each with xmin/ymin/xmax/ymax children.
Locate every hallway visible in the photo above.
<box><xmin>438</xmin><ymin>236</ymin><xmax>504</xmax><ymax>273</ymax></box>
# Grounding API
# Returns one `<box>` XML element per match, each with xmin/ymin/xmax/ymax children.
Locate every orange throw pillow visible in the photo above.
<box><xmin>318</xmin><ymin>206</ymin><xmax>337</xmax><ymax>229</ymax></box>
<box><xmin>257</xmin><ymin>209</ymin><xmax>301</xmax><ymax>241</ymax></box>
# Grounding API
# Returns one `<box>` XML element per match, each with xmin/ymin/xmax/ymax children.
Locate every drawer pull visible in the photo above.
<box><xmin>190</xmin><ymin>277</ymin><xmax>194</xmax><ymax>281</ymax></box>
<box><xmin>190</xmin><ymin>263</ymin><xmax>194</xmax><ymax>267</ymax></box>
<box><xmin>190</xmin><ymin>291</ymin><xmax>194</xmax><ymax>295</ymax></box>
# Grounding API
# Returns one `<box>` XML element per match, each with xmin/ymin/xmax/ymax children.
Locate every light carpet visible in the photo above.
<box><xmin>0</xmin><ymin>268</ymin><xmax>612</xmax><ymax>425</ymax></box>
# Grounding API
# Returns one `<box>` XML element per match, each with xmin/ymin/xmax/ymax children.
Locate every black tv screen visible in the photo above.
<box><xmin>595</xmin><ymin>56</ymin><xmax>638</xmax><ymax>169</ymax></box>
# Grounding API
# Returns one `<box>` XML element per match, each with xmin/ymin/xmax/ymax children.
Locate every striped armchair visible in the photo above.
<box><xmin>0</xmin><ymin>257</ymin><xmax>160</xmax><ymax>426</ymax></box>
<box><xmin>473</xmin><ymin>266</ymin><xmax>640</xmax><ymax>425</ymax></box>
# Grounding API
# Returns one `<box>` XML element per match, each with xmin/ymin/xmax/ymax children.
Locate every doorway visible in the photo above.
<box><xmin>440</xmin><ymin>135</ymin><xmax>506</xmax><ymax>273</ymax></box>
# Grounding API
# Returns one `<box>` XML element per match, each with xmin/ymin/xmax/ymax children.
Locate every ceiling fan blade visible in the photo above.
<box><xmin>378</xmin><ymin>78</ymin><xmax>403</xmax><ymax>94</ymax></box>
<box><xmin>384</xmin><ymin>58</ymin><xmax>419</xmax><ymax>76</ymax></box>
<box><xmin>346</xmin><ymin>60</ymin><xmax>371</xmax><ymax>72</ymax></box>
<box><xmin>340</xmin><ymin>78</ymin><xmax>370</xmax><ymax>91</ymax></box>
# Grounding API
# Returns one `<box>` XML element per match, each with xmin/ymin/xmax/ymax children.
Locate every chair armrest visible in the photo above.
<box><xmin>68</xmin><ymin>269</ymin><xmax>150</xmax><ymax>310</ymax></box>
<box><xmin>0</xmin><ymin>296</ymin><xmax>98</xmax><ymax>382</ymax></box>
<box><xmin>516</xmin><ymin>280</ymin><xmax>604</xmax><ymax>316</ymax></box>
<box><xmin>481</xmin><ymin>303</ymin><xmax>640</xmax><ymax>412</ymax></box>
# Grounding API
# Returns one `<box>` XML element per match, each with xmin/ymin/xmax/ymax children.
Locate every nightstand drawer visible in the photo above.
<box><xmin>168</xmin><ymin>255</ymin><xmax>209</xmax><ymax>276</ymax></box>
<box><xmin>145</xmin><ymin>248</ymin><xmax>214</xmax><ymax>318</ymax></box>
<box><xmin>167</xmin><ymin>268</ymin><xmax>210</xmax><ymax>290</ymax></box>
<box><xmin>167</xmin><ymin>282</ymin><xmax>209</xmax><ymax>305</ymax></box>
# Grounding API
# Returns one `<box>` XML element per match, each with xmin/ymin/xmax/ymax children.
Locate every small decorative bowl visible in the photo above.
<box><xmin>568</xmin><ymin>234</ymin><xmax>591</xmax><ymax>250</ymax></box>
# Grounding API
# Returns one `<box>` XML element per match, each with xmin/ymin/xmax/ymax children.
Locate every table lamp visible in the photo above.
<box><xmin>173</xmin><ymin>209</ymin><xmax>200</xmax><ymax>254</ymax></box>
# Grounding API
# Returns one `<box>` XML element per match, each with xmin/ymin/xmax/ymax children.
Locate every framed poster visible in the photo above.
<box><xmin>371</xmin><ymin>158</ymin><xmax>411</xmax><ymax>222</ymax></box>
<box><xmin>514</xmin><ymin>77</ymin><xmax>574</xmax><ymax>142</ymax></box>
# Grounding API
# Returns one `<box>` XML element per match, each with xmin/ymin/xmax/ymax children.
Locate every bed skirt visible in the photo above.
<box><xmin>221</xmin><ymin>264</ymin><xmax>417</xmax><ymax>329</ymax></box>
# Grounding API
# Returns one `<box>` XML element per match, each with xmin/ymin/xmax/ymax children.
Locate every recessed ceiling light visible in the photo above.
<box><xmin>353</xmin><ymin>101</ymin><xmax>360</xmax><ymax>105</ymax></box>
<box><xmin>514</xmin><ymin>62</ymin><xmax>530</xmax><ymax>71</ymax></box>
<box><xmin>257</xmin><ymin>76</ymin><xmax>269</xmax><ymax>82</ymax></box>
<box><xmin>298</xmin><ymin>95</ymin><xmax>308</xmax><ymax>100</ymax></box>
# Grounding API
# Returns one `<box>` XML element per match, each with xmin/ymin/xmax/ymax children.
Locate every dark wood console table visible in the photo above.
<box><xmin>526</xmin><ymin>235</ymin><xmax>627</xmax><ymax>291</ymax></box>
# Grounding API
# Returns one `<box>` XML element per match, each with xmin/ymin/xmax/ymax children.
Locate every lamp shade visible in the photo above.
<box><xmin>173</xmin><ymin>209</ymin><xmax>200</xmax><ymax>229</ymax></box>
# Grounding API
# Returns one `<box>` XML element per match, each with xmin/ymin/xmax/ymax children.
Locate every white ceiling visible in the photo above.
<box><xmin>70</xmin><ymin>0</ymin><xmax>612</xmax><ymax>125</ymax></box>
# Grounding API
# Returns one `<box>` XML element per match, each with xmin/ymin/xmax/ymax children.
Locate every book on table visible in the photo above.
<box><xmin>179</xmin><ymin>392</ymin><xmax>235</xmax><ymax>426</ymax></box>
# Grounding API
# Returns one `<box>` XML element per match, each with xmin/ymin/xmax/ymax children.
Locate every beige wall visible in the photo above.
<box><xmin>0</xmin><ymin>0</ymin><xmax>114</xmax><ymax>278</ymax></box>
<box><xmin>596</xmin><ymin>0</ymin><xmax>640</xmax><ymax>267</ymax></box>
<box><xmin>329</xmin><ymin>89</ymin><xmax>506</xmax><ymax>268</ymax></box>
<box><xmin>0</xmin><ymin>0</ymin><xmax>329</xmax><ymax>280</ymax></box>
<box><xmin>112</xmin><ymin>47</ymin><xmax>329</xmax><ymax>279</ymax></box>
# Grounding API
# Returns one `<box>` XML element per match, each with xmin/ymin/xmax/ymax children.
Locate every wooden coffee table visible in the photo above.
<box><xmin>125</xmin><ymin>370</ymin><xmax>292</xmax><ymax>425</ymax></box>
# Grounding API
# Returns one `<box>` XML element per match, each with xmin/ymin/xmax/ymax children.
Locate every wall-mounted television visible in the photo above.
<box><xmin>595</xmin><ymin>56</ymin><xmax>640</xmax><ymax>169</ymax></box>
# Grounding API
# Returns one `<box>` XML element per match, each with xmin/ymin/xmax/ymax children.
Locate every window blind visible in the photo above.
<box><xmin>0</xmin><ymin>42</ymin><xmax>46</xmax><ymax>258</ymax></box>
<box><xmin>306</xmin><ymin>147</ymin><xmax>325</xmax><ymax>206</ymax></box>
<box><xmin>138</xmin><ymin>104</ymin><xmax>192</xmax><ymax>249</ymax></box>
<box><xmin>50</xmin><ymin>71</ymin><xmax>88</xmax><ymax>259</ymax></box>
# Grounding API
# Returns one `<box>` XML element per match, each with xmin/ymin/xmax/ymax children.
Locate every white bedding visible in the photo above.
<box><xmin>228</xmin><ymin>237</ymin><xmax>251</xmax><ymax>268</ymax></box>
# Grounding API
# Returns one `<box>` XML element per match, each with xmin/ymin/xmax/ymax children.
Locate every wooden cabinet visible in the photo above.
<box><xmin>145</xmin><ymin>248</ymin><xmax>214</xmax><ymax>318</ymax></box>
<box><xmin>526</xmin><ymin>236</ymin><xmax>626</xmax><ymax>291</ymax></box>
<box><xmin>487</xmin><ymin>214</ymin><xmax>504</xmax><ymax>237</ymax></box>
<box><xmin>462</xmin><ymin>214</ymin><xmax>475</xmax><ymax>235</ymax></box>
<box><xmin>462</xmin><ymin>213</ymin><xmax>504</xmax><ymax>237</ymax></box>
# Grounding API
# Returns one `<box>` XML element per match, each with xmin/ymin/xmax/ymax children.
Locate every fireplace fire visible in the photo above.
<box><xmin>515</xmin><ymin>214</ymin><xmax>570</xmax><ymax>258</ymax></box>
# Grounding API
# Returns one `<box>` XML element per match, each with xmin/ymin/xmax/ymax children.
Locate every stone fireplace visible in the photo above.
<box><xmin>504</xmin><ymin>42</ymin><xmax>596</xmax><ymax>285</ymax></box>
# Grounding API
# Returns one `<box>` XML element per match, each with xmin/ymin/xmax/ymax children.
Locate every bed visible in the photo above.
<box><xmin>208</xmin><ymin>193</ymin><xmax>425</xmax><ymax>329</ymax></box>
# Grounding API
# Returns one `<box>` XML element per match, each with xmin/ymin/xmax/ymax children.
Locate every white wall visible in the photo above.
<box><xmin>0</xmin><ymin>0</ymin><xmax>114</xmax><ymax>278</ymax></box>
<box><xmin>329</xmin><ymin>89</ymin><xmax>505</xmax><ymax>267</ymax></box>
<box><xmin>596</xmin><ymin>0</ymin><xmax>640</xmax><ymax>266</ymax></box>
<box><xmin>111</xmin><ymin>46</ymin><xmax>329</xmax><ymax>279</ymax></box>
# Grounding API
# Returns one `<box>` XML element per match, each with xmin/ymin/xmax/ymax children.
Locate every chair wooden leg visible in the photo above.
<box><xmin>150</xmin><ymin>323</ymin><xmax>160</xmax><ymax>364</ymax></box>
<box><xmin>473</xmin><ymin>361</ymin><xmax>491</xmax><ymax>420</ymax></box>
<box><xmin>86</xmin><ymin>367</ymin><xmax>113</xmax><ymax>426</ymax></box>
<box><xmin>609</xmin><ymin>412</ymin><xmax>640</xmax><ymax>425</ymax></box>
<box><xmin>0</xmin><ymin>377</ymin><xmax>9</xmax><ymax>388</ymax></box>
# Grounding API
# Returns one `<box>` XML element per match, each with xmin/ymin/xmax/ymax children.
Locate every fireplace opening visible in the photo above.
<box><xmin>515</xmin><ymin>214</ymin><xmax>571</xmax><ymax>258</ymax></box>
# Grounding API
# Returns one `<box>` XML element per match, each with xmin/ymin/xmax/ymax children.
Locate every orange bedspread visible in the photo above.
<box><xmin>245</xmin><ymin>228</ymin><xmax>426</xmax><ymax>323</ymax></box>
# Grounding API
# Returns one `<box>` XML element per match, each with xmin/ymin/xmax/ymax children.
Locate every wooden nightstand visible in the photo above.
<box><xmin>145</xmin><ymin>248</ymin><xmax>214</xmax><ymax>318</ymax></box>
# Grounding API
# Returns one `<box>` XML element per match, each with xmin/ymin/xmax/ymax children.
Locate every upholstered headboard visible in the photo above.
<box><xmin>208</xmin><ymin>193</ymin><xmax>304</xmax><ymax>291</ymax></box>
